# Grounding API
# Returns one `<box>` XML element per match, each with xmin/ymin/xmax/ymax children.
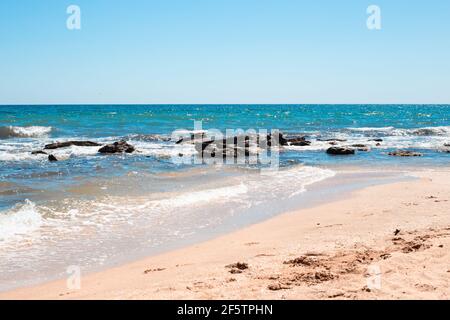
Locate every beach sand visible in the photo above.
<box><xmin>1</xmin><ymin>168</ymin><xmax>449</xmax><ymax>300</ymax></box>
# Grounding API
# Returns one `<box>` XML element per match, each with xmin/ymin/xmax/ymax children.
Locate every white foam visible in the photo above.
<box><xmin>256</xmin><ymin>165</ymin><xmax>336</xmax><ymax>197</ymax></box>
<box><xmin>166</xmin><ymin>183</ymin><xmax>248</xmax><ymax>207</ymax></box>
<box><xmin>51</xmin><ymin>145</ymin><xmax>100</xmax><ymax>159</ymax></box>
<box><xmin>0</xmin><ymin>152</ymin><xmax>43</xmax><ymax>162</ymax></box>
<box><xmin>347</xmin><ymin>126</ymin><xmax>395</xmax><ymax>132</ymax></box>
<box><xmin>39</xmin><ymin>166</ymin><xmax>335</xmax><ymax>228</ymax></box>
<box><xmin>346</xmin><ymin>125</ymin><xmax>450</xmax><ymax>137</ymax></box>
<box><xmin>0</xmin><ymin>200</ymin><xmax>42</xmax><ymax>241</ymax></box>
<box><xmin>0</xmin><ymin>126</ymin><xmax>52</xmax><ymax>139</ymax></box>
<box><xmin>130</xmin><ymin>140</ymin><xmax>198</xmax><ymax>158</ymax></box>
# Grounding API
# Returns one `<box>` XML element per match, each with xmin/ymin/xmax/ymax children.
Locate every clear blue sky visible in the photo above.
<box><xmin>0</xmin><ymin>0</ymin><xmax>449</xmax><ymax>104</ymax></box>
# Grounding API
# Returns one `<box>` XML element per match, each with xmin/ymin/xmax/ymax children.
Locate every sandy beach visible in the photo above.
<box><xmin>2</xmin><ymin>167</ymin><xmax>449</xmax><ymax>300</ymax></box>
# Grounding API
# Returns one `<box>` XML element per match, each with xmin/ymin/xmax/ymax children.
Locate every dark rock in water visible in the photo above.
<box><xmin>388</xmin><ymin>150</ymin><xmax>423</xmax><ymax>157</ymax></box>
<box><xmin>326</xmin><ymin>147</ymin><xmax>355</xmax><ymax>155</ymax></box>
<box><xmin>318</xmin><ymin>138</ymin><xmax>347</xmax><ymax>142</ymax></box>
<box><xmin>98</xmin><ymin>141</ymin><xmax>135</xmax><ymax>154</ymax></box>
<box><xmin>128</xmin><ymin>134</ymin><xmax>170</xmax><ymax>142</ymax></box>
<box><xmin>444</xmin><ymin>143</ymin><xmax>450</xmax><ymax>147</ymax></box>
<box><xmin>175</xmin><ymin>132</ymin><xmax>207</xmax><ymax>144</ymax></box>
<box><xmin>266</xmin><ymin>132</ymin><xmax>288</xmax><ymax>146</ymax></box>
<box><xmin>48</xmin><ymin>154</ymin><xmax>58</xmax><ymax>162</ymax></box>
<box><xmin>376</xmin><ymin>143</ymin><xmax>381</xmax><ymax>146</ymax></box>
<box><xmin>289</xmin><ymin>140</ymin><xmax>311</xmax><ymax>146</ymax></box>
<box><xmin>45</xmin><ymin>141</ymin><xmax>101</xmax><ymax>150</ymax></box>
<box><xmin>31</xmin><ymin>150</ymin><xmax>47</xmax><ymax>155</ymax></box>
<box><xmin>194</xmin><ymin>139</ymin><xmax>215</xmax><ymax>154</ymax></box>
<box><xmin>286</xmin><ymin>136</ymin><xmax>311</xmax><ymax>146</ymax></box>
<box><xmin>351</xmin><ymin>144</ymin><xmax>370</xmax><ymax>151</ymax></box>
<box><xmin>328</xmin><ymin>141</ymin><xmax>337</xmax><ymax>145</ymax></box>
<box><xmin>192</xmin><ymin>132</ymin><xmax>289</xmax><ymax>162</ymax></box>
<box><xmin>370</xmin><ymin>138</ymin><xmax>383</xmax><ymax>142</ymax></box>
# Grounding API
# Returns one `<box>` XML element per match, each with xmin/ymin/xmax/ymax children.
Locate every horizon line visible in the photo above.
<box><xmin>1</xmin><ymin>103</ymin><xmax>450</xmax><ymax>106</ymax></box>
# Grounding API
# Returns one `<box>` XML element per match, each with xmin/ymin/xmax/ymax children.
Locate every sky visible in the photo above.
<box><xmin>0</xmin><ymin>0</ymin><xmax>449</xmax><ymax>104</ymax></box>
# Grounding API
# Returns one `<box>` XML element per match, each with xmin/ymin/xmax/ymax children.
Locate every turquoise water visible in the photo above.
<box><xmin>2</xmin><ymin>104</ymin><xmax>450</xmax><ymax>137</ymax></box>
<box><xmin>0</xmin><ymin>104</ymin><xmax>449</xmax><ymax>290</ymax></box>
<box><xmin>1</xmin><ymin>105</ymin><xmax>449</xmax><ymax>207</ymax></box>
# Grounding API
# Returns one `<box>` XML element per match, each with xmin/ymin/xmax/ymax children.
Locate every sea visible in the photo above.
<box><xmin>0</xmin><ymin>104</ymin><xmax>449</xmax><ymax>290</ymax></box>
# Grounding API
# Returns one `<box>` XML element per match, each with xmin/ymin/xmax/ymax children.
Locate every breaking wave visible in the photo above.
<box><xmin>0</xmin><ymin>126</ymin><xmax>52</xmax><ymax>139</ymax></box>
<box><xmin>0</xmin><ymin>200</ymin><xmax>42</xmax><ymax>241</ymax></box>
<box><xmin>346</xmin><ymin>126</ymin><xmax>450</xmax><ymax>136</ymax></box>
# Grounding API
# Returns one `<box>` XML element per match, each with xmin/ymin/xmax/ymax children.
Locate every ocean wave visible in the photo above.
<box><xmin>86</xmin><ymin>166</ymin><xmax>334</xmax><ymax>216</ymax></box>
<box><xmin>21</xmin><ymin>166</ymin><xmax>335</xmax><ymax>228</ymax></box>
<box><xmin>0</xmin><ymin>200</ymin><xmax>42</xmax><ymax>241</ymax></box>
<box><xmin>347</xmin><ymin>126</ymin><xmax>395</xmax><ymax>133</ymax></box>
<box><xmin>255</xmin><ymin>165</ymin><xmax>336</xmax><ymax>197</ymax></box>
<box><xmin>0</xmin><ymin>152</ymin><xmax>46</xmax><ymax>162</ymax></box>
<box><xmin>406</xmin><ymin>126</ymin><xmax>450</xmax><ymax>136</ymax></box>
<box><xmin>126</xmin><ymin>134</ymin><xmax>171</xmax><ymax>142</ymax></box>
<box><xmin>0</xmin><ymin>139</ymin><xmax>196</xmax><ymax>162</ymax></box>
<box><xmin>130</xmin><ymin>140</ymin><xmax>197</xmax><ymax>158</ymax></box>
<box><xmin>346</xmin><ymin>126</ymin><xmax>450</xmax><ymax>136</ymax></box>
<box><xmin>0</xmin><ymin>126</ymin><xmax>52</xmax><ymax>139</ymax></box>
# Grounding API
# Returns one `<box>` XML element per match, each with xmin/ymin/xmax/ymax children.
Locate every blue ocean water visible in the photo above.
<box><xmin>1</xmin><ymin>105</ymin><xmax>448</xmax><ymax>185</ymax></box>
<box><xmin>0</xmin><ymin>104</ymin><xmax>449</xmax><ymax>290</ymax></box>
<box><xmin>2</xmin><ymin>104</ymin><xmax>450</xmax><ymax>138</ymax></box>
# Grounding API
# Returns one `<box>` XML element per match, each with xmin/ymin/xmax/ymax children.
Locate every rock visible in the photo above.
<box><xmin>445</xmin><ymin>143</ymin><xmax>450</xmax><ymax>147</ymax></box>
<box><xmin>48</xmin><ymin>154</ymin><xmax>58</xmax><ymax>162</ymax></box>
<box><xmin>194</xmin><ymin>139</ymin><xmax>215</xmax><ymax>154</ymax></box>
<box><xmin>394</xmin><ymin>229</ymin><xmax>401</xmax><ymax>236</ymax></box>
<box><xmin>370</xmin><ymin>138</ymin><xmax>383</xmax><ymax>142</ymax></box>
<box><xmin>195</xmin><ymin>133</ymin><xmax>282</xmax><ymax>160</ymax></box>
<box><xmin>44</xmin><ymin>141</ymin><xmax>101</xmax><ymax>150</ymax></box>
<box><xmin>286</xmin><ymin>136</ymin><xmax>311</xmax><ymax>146</ymax></box>
<box><xmin>326</xmin><ymin>147</ymin><xmax>355</xmax><ymax>155</ymax></box>
<box><xmin>318</xmin><ymin>138</ymin><xmax>347</xmax><ymax>142</ymax></box>
<box><xmin>31</xmin><ymin>150</ymin><xmax>47</xmax><ymax>155</ymax></box>
<box><xmin>351</xmin><ymin>144</ymin><xmax>370</xmax><ymax>151</ymax></box>
<box><xmin>98</xmin><ymin>141</ymin><xmax>135</xmax><ymax>154</ymax></box>
<box><xmin>129</xmin><ymin>134</ymin><xmax>170</xmax><ymax>142</ymax></box>
<box><xmin>266</xmin><ymin>132</ymin><xmax>288</xmax><ymax>146</ymax></box>
<box><xmin>388</xmin><ymin>150</ymin><xmax>423</xmax><ymax>157</ymax></box>
<box><xmin>175</xmin><ymin>132</ymin><xmax>207</xmax><ymax>144</ymax></box>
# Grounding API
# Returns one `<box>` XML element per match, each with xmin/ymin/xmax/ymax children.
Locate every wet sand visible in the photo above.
<box><xmin>1</xmin><ymin>168</ymin><xmax>449</xmax><ymax>300</ymax></box>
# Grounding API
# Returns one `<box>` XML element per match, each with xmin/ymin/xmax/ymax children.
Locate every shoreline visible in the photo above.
<box><xmin>1</xmin><ymin>167</ymin><xmax>449</xmax><ymax>299</ymax></box>
<box><xmin>0</xmin><ymin>166</ymin><xmax>409</xmax><ymax>293</ymax></box>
